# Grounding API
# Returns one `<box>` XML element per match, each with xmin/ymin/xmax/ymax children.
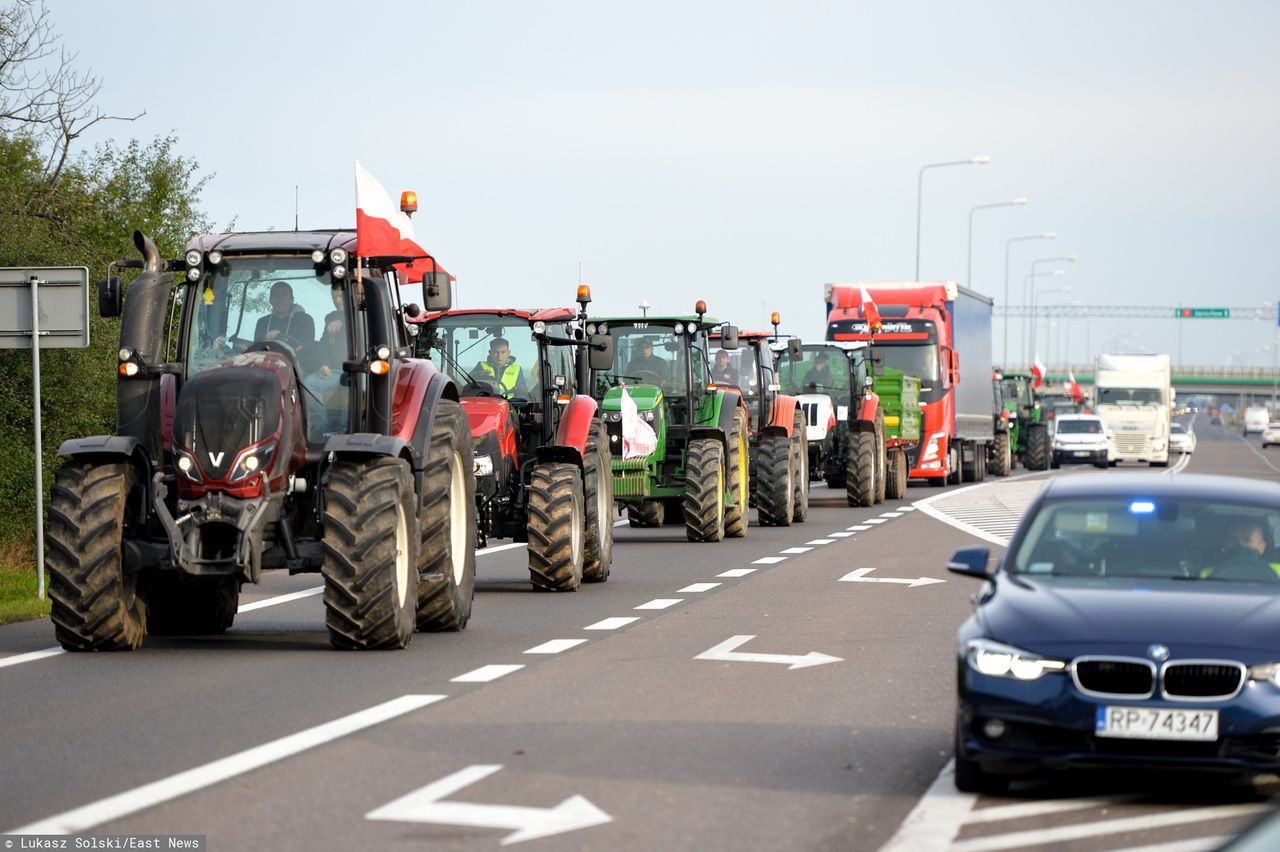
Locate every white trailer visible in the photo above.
<box><xmin>1092</xmin><ymin>353</ymin><xmax>1173</xmax><ymax>466</ymax></box>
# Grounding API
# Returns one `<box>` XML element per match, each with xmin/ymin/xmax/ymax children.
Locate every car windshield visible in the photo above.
<box><xmin>1097</xmin><ymin>387</ymin><xmax>1163</xmax><ymax>404</ymax></box>
<box><xmin>596</xmin><ymin>322</ymin><xmax>694</xmax><ymax>397</ymax></box>
<box><xmin>1172</xmin><ymin>423</ymin><xmax>1187</xmax><ymax>434</ymax></box>
<box><xmin>1056</xmin><ymin>420</ymin><xmax>1103</xmax><ymax>434</ymax></box>
<box><xmin>1010</xmin><ymin>496</ymin><xmax>1280</xmax><ymax>584</ymax></box>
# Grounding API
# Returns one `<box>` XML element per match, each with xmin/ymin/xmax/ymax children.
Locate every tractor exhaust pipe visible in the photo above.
<box><xmin>117</xmin><ymin>230</ymin><xmax>173</xmax><ymax>463</ymax></box>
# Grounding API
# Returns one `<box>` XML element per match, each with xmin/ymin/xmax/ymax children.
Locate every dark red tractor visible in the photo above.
<box><xmin>413</xmin><ymin>286</ymin><xmax>615</xmax><ymax>591</ymax></box>
<box><xmin>48</xmin><ymin>226</ymin><xmax>476</xmax><ymax>651</ymax></box>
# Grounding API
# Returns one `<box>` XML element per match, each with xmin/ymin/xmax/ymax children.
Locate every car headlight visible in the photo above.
<box><xmin>965</xmin><ymin>638</ymin><xmax>1066</xmax><ymax>681</ymax></box>
<box><xmin>1248</xmin><ymin>663</ymin><xmax>1280</xmax><ymax>687</ymax></box>
<box><xmin>229</xmin><ymin>441</ymin><xmax>277</xmax><ymax>483</ymax></box>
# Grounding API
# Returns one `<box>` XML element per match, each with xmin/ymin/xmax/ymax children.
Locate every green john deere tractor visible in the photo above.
<box><xmin>589</xmin><ymin>303</ymin><xmax>750</xmax><ymax>543</ymax></box>
<box><xmin>996</xmin><ymin>371</ymin><xmax>1049</xmax><ymax>471</ymax></box>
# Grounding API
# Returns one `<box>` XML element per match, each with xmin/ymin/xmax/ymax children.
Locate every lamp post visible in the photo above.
<box><xmin>1029</xmin><ymin>278</ymin><xmax>1070</xmax><ymax>365</ymax></box>
<box><xmin>1024</xmin><ymin>255</ymin><xmax>1076</xmax><ymax>364</ymax></box>
<box><xmin>967</xmin><ymin>197</ymin><xmax>1027</xmax><ymax>291</ymax></box>
<box><xmin>1002</xmin><ymin>232</ymin><xmax>1054</xmax><ymax>366</ymax></box>
<box><xmin>915</xmin><ymin>155</ymin><xmax>990</xmax><ymax>279</ymax></box>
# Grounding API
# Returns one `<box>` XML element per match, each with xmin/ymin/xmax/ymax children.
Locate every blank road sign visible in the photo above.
<box><xmin>0</xmin><ymin>266</ymin><xmax>90</xmax><ymax>349</ymax></box>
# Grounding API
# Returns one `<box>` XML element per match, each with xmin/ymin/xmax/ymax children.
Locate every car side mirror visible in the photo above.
<box><xmin>719</xmin><ymin>325</ymin><xmax>740</xmax><ymax>350</ymax></box>
<box><xmin>946</xmin><ymin>546</ymin><xmax>993</xmax><ymax>579</ymax></box>
<box><xmin>98</xmin><ymin>275</ymin><xmax>122</xmax><ymax>318</ymax></box>
<box><xmin>424</xmin><ymin>271</ymin><xmax>451</xmax><ymax>311</ymax></box>
<box><xmin>588</xmin><ymin>334</ymin><xmax>614</xmax><ymax>371</ymax></box>
<box><xmin>787</xmin><ymin>339</ymin><xmax>803</xmax><ymax>360</ymax></box>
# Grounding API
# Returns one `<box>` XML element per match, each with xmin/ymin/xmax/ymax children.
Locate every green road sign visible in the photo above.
<box><xmin>1174</xmin><ymin>308</ymin><xmax>1230</xmax><ymax>319</ymax></box>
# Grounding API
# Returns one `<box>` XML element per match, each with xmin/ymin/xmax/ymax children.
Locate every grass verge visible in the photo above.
<box><xmin>0</xmin><ymin>537</ymin><xmax>50</xmax><ymax>625</ymax></box>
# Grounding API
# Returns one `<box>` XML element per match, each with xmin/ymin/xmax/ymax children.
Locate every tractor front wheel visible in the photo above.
<box><xmin>628</xmin><ymin>501</ymin><xmax>663</xmax><ymax>527</ymax></box>
<box><xmin>756</xmin><ymin>435</ymin><xmax>793</xmax><ymax>527</ymax></box>
<box><xmin>416</xmin><ymin>399</ymin><xmax>477</xmax><ymax>632</ymax></box>
<box><xmin>846</xmin><ymin>432</ymin><xmax>877</xmax><ymax>507</ymax></box>
<box><xmin>582</xmin><ymin>420</ymin><xmax>613</xmax><ymax>583</ymax></box>
<box><xmin>1024</xmin><ymin>424</ymin><xmax>1050</xmax><ymax>471</ymax></box>
<box><xmin>724</xmin><ymin>408</ymin><xmax>749</xmax><ymax>538</ymax></box>
<box><xmin>791</xmin><ymin>409</ymin><xmax>810</xmax><ymax>522</ymax></box>
<box><xmin>885</xmin><ymin>448</ymin><xmax>908</xmax><ymax>500</ymax></box>
<box><xmin>684</xmin><ymin>438</ymin><xmax>726</xmax><ymax>542</ymax></box>
<box><xmin>990</xmin><ymin>431</ymin><xmax>1012</xmax><ymax>477</ymax></box>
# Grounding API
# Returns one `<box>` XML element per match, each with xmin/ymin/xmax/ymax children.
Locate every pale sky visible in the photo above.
<box><xmin>52</xmin><ymin>0</ymin><xmax>1280</xmax><ymax>367</ymax></box>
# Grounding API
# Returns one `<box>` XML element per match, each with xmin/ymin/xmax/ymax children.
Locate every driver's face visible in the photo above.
<box><xmin>490</xmin><ymin>345</ymin><xmax>510</xmax><ymax>365</ymax></box>
<box><xmin>269</xmin><ymin>286</ymin><xmax>294</xmax><ymax>316</ymax></box>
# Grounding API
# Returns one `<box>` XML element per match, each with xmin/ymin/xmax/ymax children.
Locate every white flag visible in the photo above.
<box><xmin>620</xmin><ymin>383</ymin><xmax>657</xmax><ymax>460</ymax></box>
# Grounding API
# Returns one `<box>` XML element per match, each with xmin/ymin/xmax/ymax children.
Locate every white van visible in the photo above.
<box><xmin>1244</xmin><ymin>405</ymin><xmax>1270</xmax><ymax>435</ymax></box>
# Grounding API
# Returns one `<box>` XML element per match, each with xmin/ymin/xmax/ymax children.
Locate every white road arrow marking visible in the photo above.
<box><xmin>839</xmin><ymin>567</ymin><xmax>946</xmax><ymax>588</ymax></box>
<box><xmin>695</xmin><ymin>634</ymin><xmax>843</xmax><ymax>670</ymax></box>
<box><xmin>366</xmin><ymin>764</ymin><xmax>612</xmax><ymax>845</ymax></box>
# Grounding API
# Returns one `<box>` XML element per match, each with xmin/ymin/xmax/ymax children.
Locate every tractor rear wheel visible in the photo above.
<box><xmin>885</xmin><ymin>448</ymin><xmax>908</xmax><ymax>500</ymax></box>
<box><xmin>47</xmin><ymin>461</ymin><xmax>146</xmax><ymax>651</ymax></box>
<box><xmin>990</xmin><ymin>431</ymin><xmax>1011</xmax><ymax>477</ymax></box>
<box><xmin>322</xmin><ymin>457</ymin><xmax>418</xmax><ymax>650</ymax></box>
<box><xmin>846</xmin><ymin>431</ymin><xmax>876</xmax><ymax>507</ymax></box>
<box><xmin>684</xmin><ymin>438</ymin><xmax>726</xmax><ymax>542</ymax></box>
<box><xmin>147</xmin><ymin>576</ymin><xmax>238</xmax><ymax>636</ymax></box>
<box><xmin>1024</xmin><ymin>424</ymin><xmax>1050</xmax><ymax>471</ymax></box>
<box><xmin>416</xmin><ymin>399</ymin><xmax>477</xmax><ymax>632</ymax></box>
<box><xmin>628</xmin><ymin>501</ymin><xmax>663</xmax><ymax>527</ymax></box>
<box><xmin>791</xmin><ymin>410</ymin><xmax>810</xmax><ymax>522</ymax></box>
<box><xmin>582</xmin><ymin>420</ymin><xmax>613</xmax><ymax>583</ymax></box>
<box><xmin>873</xmin><ymin>412</ymin><xmax>887</xmax><ymax>505</ymax></box>
<box><xmin>724</xmin><ymin>408</ymin><xmax>749</xmax><ymax>538</ymax></box>
<box><xmin>528</xmin><ymin>463</ymin><xmax>585</xmax><ymax>592</ymax></box>
<box><xmin>756</xmin><ymin>435</ymin><xmax>793</xmax><ymax>527</ymax></box>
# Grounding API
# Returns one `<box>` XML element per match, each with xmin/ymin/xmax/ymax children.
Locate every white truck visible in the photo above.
<box><xmin>1243</xmin><ymin>405</ymin><xmax>1270</xmax><ymax>435</ymax></box>
<box><xmin>1092</xmin><ymin>353</ymin><xmax>1173</xmax><ymax>467</ymax></box>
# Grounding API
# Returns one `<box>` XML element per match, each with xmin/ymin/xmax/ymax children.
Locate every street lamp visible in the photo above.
<box><xmin>967</xmin><ymin>197</ymin><xmax>1027</xmax><ymax>291</ymax></box>
<box><xmin>1002</xmin><ymin>232</ymin><xmax>1055</xmax><ymax>366</ymax></box>
<box><xmin>1029</xmin><ymin>277</ymin><xmax>1070</xmax><ymax>365</ymax></box>
<box><xmin>915</xmin><ymin>155</ymin><xmax>990</xmax><ymax>279</ymax></box>
<box><xmin>1024</xmin><ymin>255</ymin><xmax>1076</xmax><ymax>364</ymax></box>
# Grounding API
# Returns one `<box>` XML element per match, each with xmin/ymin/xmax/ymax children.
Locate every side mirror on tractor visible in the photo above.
<box><xmin>787</xmin><ymin>338</ymin><xmax>803</xmax><ymax>360</ymax></box>
<box><xmin>588</xmin><ymin>334</ymin><xmax>614</xmax><ymax>372</ymax></box>
<box><xmin>719</xmin><ymin>325</ymin><xmax>740</xmax><ymax>350</ymax></box>
<box><xmin>424</xmin><ymin>271</ymin><xmax>451</xmax><ymax>311</ymax></box>
<box><xmin>98</xmin><ymin>275</ymin><xmax>122</xmax><ymax>318</ymax></box>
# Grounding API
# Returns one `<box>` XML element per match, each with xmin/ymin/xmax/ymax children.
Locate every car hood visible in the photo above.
<box><xmin>983</xmin><ymin>576</ymin><xmax>1280</xmax><ymax>659</ymax></box>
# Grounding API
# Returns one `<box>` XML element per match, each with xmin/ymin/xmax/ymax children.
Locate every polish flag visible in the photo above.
<box><xmin>1067</xmin><ymin>369</ymin><xmax>1084</xmax><ymax>404</ymax></box>
<box><xmin>355</xmin><ymin>161</ymin><xmax>414</xmax><ymax>259</ymax></box>
<box><xmin>620</xmin><ymin>383</ymin><xmax>657</xmax><ymax>460</ymax></box>
<box><xmin>1031</xmin><ymin>355</ymin><xmax>1046</xmax><ymax>389</ymax></box>
<box><xmin>860</xmin><ymin>285</ymin><xmax>882</xmax><ymax>332</ymax></box>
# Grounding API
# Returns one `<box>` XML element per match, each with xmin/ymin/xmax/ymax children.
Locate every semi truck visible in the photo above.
<box><xmin>825</xmin><ymin>282</ymin><xmax>996</xmax><ymax>485</ymax></box>
<box><xmin>1092</xmin><ymin>353</ymin><xmax>1173</xmax><ymax>466</ymax></box>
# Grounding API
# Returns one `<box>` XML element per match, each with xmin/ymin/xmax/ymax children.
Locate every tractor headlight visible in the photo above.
<box><xmin>185</xmin><ymin>250</ymin><xmax>202</xmax><ymax>267</ymax></box>
<box><xmin>532</xmin><ymin>321</ymin><xmax>547</xmax><ymax>335</ymax></box>
<box><xmin>311</xmin><ymin>249</ymin><xmax>326</xmax><ymax>264</ymax></box>
<box><xmin>186</xmin><ymin>267</ymin><xmax>202</xmax><ymax>282</ymax></box>
<box><xmin>474</xmin><ymin>455</ymin><xmax>495</xmax><ymax>477</ymax></box>
<box><xmin>331</xmin><ymin>263</ymin><xmax>347</xmax><ymax>280</ymax></box>
<box><xmin>207</xmin><ymin>250</ymin><xmax>223</xmax><ymax>265</ymax></box>
<box><xmin>643</xmin><ymin>410</ymin><xmax>655</xmax><ymax>422</ymax></box>
<box><xmin>606</xmin><ymin>411</ymin><xmax>622</xmax><ymax>423</ymax></box>
<box><xmin>175</xmin><ymin>451</ymin><xmax>203</xmax><ymax>483</ymax></box>
<box><xmin>330</xmin><ymin>247</ymin><xmax>348</xmax><ymax>265</ymax></box>
<box><xmin>229</xmin><ymin>441</ymin><xmax>277</xmax><ymax>483</ymax></box>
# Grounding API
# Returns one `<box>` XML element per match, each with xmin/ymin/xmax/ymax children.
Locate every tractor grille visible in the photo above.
<box><xmin>1073</xmin><ymin>658</ymin><xmax>1155</xmax><ymax>697</ymax></box>
<box><xmin>1163</xmin><ymin>662</ymin><xmax>1245</xmax><ymax>699</ymax></box>
<box><xmin>800</xmin><ymin>402</ymin><xmax>820</xmax><ymax>427</ymax></box>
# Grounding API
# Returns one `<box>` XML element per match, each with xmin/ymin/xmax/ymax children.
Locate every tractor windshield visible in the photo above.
<box><xmin>418</xmin><ymin>315</ymin><xmax>573</xmax><ymax>402</ymax></box>
<box><xmin>709</xmin><ymin>343</ymin><xmax>759</xmax><ymax>400</ymax></box>
<box><xmin>778</xmin><ymin>345</ymin><xmax>852</xmax><ymax>404</ymax></box>
<box><xmin>186</xmin><ymin>255</ymin><xmax>351</xmax><ymax>442</ymax></box>
<box><xmin>596</xmin><ymin>322</ymin><xmax>692</xmax><ymax>398</ymax></box>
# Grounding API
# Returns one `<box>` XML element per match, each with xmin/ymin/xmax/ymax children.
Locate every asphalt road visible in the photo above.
<box><xmin>1</xmin><ymin>411</ymin><xmax>1277</xmax><ymax>851</ymax></box>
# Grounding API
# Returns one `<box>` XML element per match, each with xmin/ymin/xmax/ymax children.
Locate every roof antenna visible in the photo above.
<box><xmin>294</xmin><ymin>185</ymin><xmax>299</xmax><ymax>232</ymax></box>
<box><xmin>577</xmin><ymin>261</ymin><xmax>582</xmax><ymax>285</ymax></box>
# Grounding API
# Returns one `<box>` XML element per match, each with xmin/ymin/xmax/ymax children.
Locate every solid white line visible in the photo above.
<box><xmin>752</xmin><ymin>557</ymin><xmax>787</xmax><ymax>565</ymax></box>
<box><xmin>678</xmin><ymin>583</ymin><xmax>720</xmax><ymax>593</ymax></box>
<box><xmin>963</xmin><ymin>793</ymin><xmax>1143</xmax><ymax>824</ymax></box>
<box><xmin>584</xmin><ymin>617</ymin><xmax>638</xmax><ymax>630</ymax></box>
<box><xmin>878</xmin><ymin>759</ymin><xmax>974</xmax><ymax>852</ymax></box>
<box><xmin>8</xmin><ymin>694</ymin><xmax>447</xmax><ymax>835</ymax></box>
<box><xmin>1105</xmin><ymin>836</ymin><xmax>1230</xmax><ymax>852</ymax></box>
<box><xmin>0</xmin><ymin>647</ymin><xmax>65</xmax><ymax>669</ymax></box>
<box><xmin>829</xmin><ymin>532</ymin><xmax>855</xmax><ymax>538</ymax></box>
<box><xmin>948</xmin><ymin>803</ymin><xmax>1271</xmax><ymax>852</ymax></box>
<box><xmin>634</xmin><ymin>598</ymin><xmax>682</xmax><ymax>610</ymax></box>
<box><xmin>718</xmin><ymin>568</ymin><xmax>757</xmax><ymax>577</ymax></box>
<box><xmin>451</xmin><ymin>664</ymin><xmax>524</xmax><ymax>683</ymax></box>
<box><xmin>523</xmin><ymin>639</ymin><xmax>587</xmax><ymax>655</ymax></box>
<box><xmin>780</xmin><ymin>547</ymin><xmax>812</xmax><ymax>554</ymax></box>
<box><xmin>806</xmin><ymin>539</ymin><xmax>836</xmax><ymax>545</ymax></box>
<box><xmin>236</xmin><ymin>586</ymin><xmax>323</xmax><ymax>613</ymax></box>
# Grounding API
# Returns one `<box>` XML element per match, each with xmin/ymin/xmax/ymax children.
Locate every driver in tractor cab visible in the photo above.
<box><xmin>472</xmin><ymin>337</ymin><xmax>529</xmax><ymax>399</ymax></box>
<box><xmin>629</xmin><ymin>339</ymin><xmax>669</xmax><ymax>384</ymax></box>
<box><xmin>802</xmin><ymin>352</ymin><xmax>837</xmax><ymax>392</ymax></box>
<box><xmin>254</xmin><ymin>281</ymin><xmax>316</xmax><ymax>359</ymax></box>
<box><xmin>712</xmin><ymin>349</ymin><xmax>739</xmax><ymax>386</ymax></box>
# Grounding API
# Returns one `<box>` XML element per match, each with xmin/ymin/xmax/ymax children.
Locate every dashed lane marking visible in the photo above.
<box><xmin>718</xmin><ymin>568</ymin><xmax>757</xmax><ymax>577</ymax></box>
<box><xmin>865</xmin><ymin>518</ymin><xmax>888</xmax><ymax>524</ymax></box>
<box><xmin>780</xmin><ymin>547</ymin><xmax>812</xmax><ymax>554</ymax></box>
<box><xmin>678</xmin><ymin>583</ymin><xmax>720</xmax><ymax>593</ymax></box>
<box><xmin>829</xmin><ymin>532</ymin><xmax>855</xmax><ymax>538</ymax></box>
<box><xmin>752</xmin><ymin>557</ymin><xmax>787</xmax><ymax>565</ymax></box>
<box><xmin>806</xmin><ymin>539</ymin><xmax>836</xmax><ymax>545</ymax></box>
<box><xmin>583</xmin><ymin>617</ymin><xmax>639</xmax><ymax>630</ymax></box>
<box><xmin>848</xmin><ymin>525</ymin><xmax>872</xmax><ymax>531</ymax></box>
<box><xmin>880</xmin><ymin>511</ymin><xmax>903</xmax><ymax>518</ymax></box>
<box><xmin>451</xmin><ymin>665</ymin><xmax>525</xmax><ymax>683</ymax></box>
<box><xmin>634</xmin><ymin>599</ymin><xmax>682</xmax><ymax>610</ymax></box>
<box><xmin>523</xmin><ymin>639</ymin><xmax>587</xmax><ymax>655</ymax></box>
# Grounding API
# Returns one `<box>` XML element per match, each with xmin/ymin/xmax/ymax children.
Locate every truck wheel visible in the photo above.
<box><xmin>684</xmin><ymin>437</ymin><xmax>726</xmax><ymax>542</ymax></box>
<box><xmin>725</xmin><ymin>408</ymin><xmax>749</xmax><ymax>538</ymax></box>
<box><xmin>845</xmin><ymin>432</ymin><xmax>876</xmax><ymax>507</ymax></box>
<box><xmin>47</xmin><ymin>461</ymin><xmax>146</xmax><ymax>651</ymax></box>
<box><xmin>991</xmin><ymin>431</ymin><xmax>1011</xmax><ymax>477</ymax></box>
<box><xmin>1025</xmin><ymin>425</ymin><xmax>1049</xmax><ymax>471</ymax></box>
<box><xmin>582</xmin><ymin>420</ymin><xmax>613</xmax><ymax>583</ymax></box>
<box><xmin>628</xmin><ymin>501</ymin><xmax>663</xmax><ymax>527</ymax></box>
<box><xmin>416</xmin><ymin>399</ymin><xmax>476</xmax><ymax>632</ymax></box>
<box><xmin>792</xmin><ymin>412</ymin><xmax>810</xmax><ymax>522</ymax></box>
<box><xmin>147</xmin><ymin>576</ymin><xmax>238</xmax><ymax>636</ymax></box>
<box><xmin>322</xmin><ymin>457</ymin><xmax>418</xmax><ymax>650</ymax></box>
<box><xmin>947</xmin><ymin>444</ymin><xmax>963</xmax><ymax>485</ymax></box>
<box><xmin>885</xmin><ymin>449</ymin><xmax>908</xmax><ymax>500</ymax></box>
<box><xmin>756</xmin><ymin>435</ymin><xmax>794</xmax><ymax>527</ymax></box>
<box><xmin>873</xmin><ymin>412</ymin><xmax>887</xmax><ymax>504</ymax></box>
<box><xmin>528</xmin><ymin>463</ymin><xmax>585</xmax><ymax>592</ymax></box>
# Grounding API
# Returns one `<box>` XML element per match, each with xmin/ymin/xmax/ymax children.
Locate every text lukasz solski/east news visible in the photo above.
<box><xmin>5</xmin><ymin>837</ymin><xmax>205</xmax><ymax>850</ymax></box>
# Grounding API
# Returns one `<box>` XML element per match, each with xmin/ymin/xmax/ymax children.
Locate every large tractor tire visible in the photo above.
<box><xmin>147</xmin><ymin>576</ymin><xmax>238</xmax><ymax>636</ymax></box>
<box><xmin>846</xmin><ymin>431</ymin><xmax>877</xmax><ymax>507</ymax></box>
<box><xmin>756</xmin><ymin>435</ymin><xmax>794</xmax><ymax>527</ymax></box>
<box><xmin>582</xmin><ymin>420</ymin><xmax>613</xmax><ymax>583</ymax></box>
<box><xmin>990</xmin><ymin>431</ymin><xmax>1012</xmax><ymax>477</ymax></box>
<box><xmin>528</xmin><ymin>463</ymin><xmax>585</xmax><ymax>592</ymax></box>
<box><xmin>873</xmin><ymin>412</ymin><xmax>887</xmax><ymax>505</ymax></box>
<box><xmin>47</xmin><ymin>461</ymin><xmax>146</xmax><ymax>651</ymax></box>
<box><xmin>322</xmin><ymin>456</ymin><xmax>418</xmax><ymax>650</ymax></box>
<box><xmin>724</xmin><ymin>408</ymin><xmax>749</xmax><ymax>538</ymax></box>
<box><xmin>885</xmin><ymin>448</ymin><xmax>908</xmax><ymax>500</ymax></box>
<box><xmin>627</xmin><ymin>501</ymin><xmax>664</xmax><ymax>527</ymax></box>
<box><xmin>1024</xmin><ymin>424</ymin><xmax>1050</xmax><ymax>471</ymax></box>
<box><xmin>684</xmin><ymin>437</ymin><xmax>726</xmax><ymax>542</ymax></box>
<box><xmin>416</xmin><ymin>399</ymin><xmax>477</xmax><ymax>632</ymax></box>
<box><xmin>791</xmin><ymin>409</ymin><xmax>810</xmax><ymax>522</ymax></box>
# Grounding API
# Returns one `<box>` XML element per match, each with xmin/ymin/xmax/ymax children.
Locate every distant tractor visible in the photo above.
<box><xmin>414</xmin><ymin>287</ymin><xmax>616</xmax><ymax>591</ymax></box>
<box><xmin>48</xmin><ymin>227</ymin><xmax>476</xmax><ymax>651</ymax></box>
<box><xmin>996</xmin><ymin>371</ymin><xmax>1049</xmax><ymax>470</ymax></box>
<box><xmin>590</xmin><ymin>302</ymin><xmax>750</xmax><ymax>542</ymax></box>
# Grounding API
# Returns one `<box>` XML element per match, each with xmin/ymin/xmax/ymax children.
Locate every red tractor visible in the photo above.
<box><xmin>413</xmin><ymin>287</ymin><xmax>615</xmax><ymax>591</ymax></box>
<box><xmin>48</xmin><ymin>226</ymin><xmax>476</xmax><ymax>651</ymax></box>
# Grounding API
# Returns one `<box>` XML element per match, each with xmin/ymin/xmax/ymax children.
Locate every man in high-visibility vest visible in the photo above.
<box><xmin>472</xmin><ymin>337</ymin><xmax>529</xmax><ymax>398</ymax></box>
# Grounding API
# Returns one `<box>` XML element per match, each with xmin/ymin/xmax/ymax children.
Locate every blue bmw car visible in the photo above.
<box><xmin>949</xmin><ymin>473</ymin><xmax>1280</xmax><ymax>792</ymax></box>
